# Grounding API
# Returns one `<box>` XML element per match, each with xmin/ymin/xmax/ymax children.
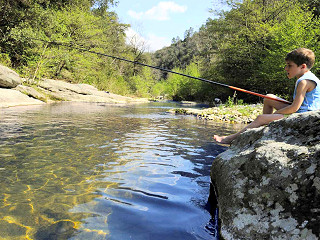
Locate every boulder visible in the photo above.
<box><xmin>0</xmin><ymin>64</ymin><xmax>22</xmax><ymax>88</ymax></box>
<box><xmin>36</xmin><ymin>78</ymin><xmax>147</xmax><ymax>103</ymax></box>
<box><xmin>14</xmin><ymin>85</ymin><xmax>48</xmax><ymax>102</ymax></box>
<box><xmin>211</xmin><ymin>111</ymin><xmax>320</xmax><ymax>239</ymax></box>
<box><xmin>0</xmin><ymin>64</ymin><xmax>148</xmax><ymax>107</ymax></box>
<box><xmin>0</xmin><ymin>89</ymin><xmax>45</xmax><ymax>108</ymax></box>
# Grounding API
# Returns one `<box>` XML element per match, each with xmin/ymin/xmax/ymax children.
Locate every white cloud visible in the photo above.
<box><xmin>128</xmin><ymin>1</ymin><xmax>187</xmax><ymax>21</ymax></box>
<box><xmin>125</xmin><ymin>27</ymin><xmax>171</xmax><ymax>52</ymax></box>
<box><xmin>127</xmin><ymin>10</ymin><xmax>143</xmax><ymax>20</ymax></box>
<box><xmin>146</xmin><ymin>34</ymin><xmax>171</xmax><ymax>52</ymax></box>
<box><xmin>125</xmin><ymin>28</ymin><xmax>144</xmax><ymax>44</ymax></box>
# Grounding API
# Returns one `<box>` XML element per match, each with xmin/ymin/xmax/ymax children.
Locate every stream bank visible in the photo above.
<box><xmin>169</xmin><ymin>104</ymin><xmax>263</xmax><ymax>124</ymax></box>
<box><xmin>0</xmin><ymin>64</ymin><xmax>148</xmax><ymax>108</ymax></box>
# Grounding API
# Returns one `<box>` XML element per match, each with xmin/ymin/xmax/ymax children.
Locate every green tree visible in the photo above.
<box><xmin>158</xmin><ymin>61</ymin><xmax>210</xmax><ymax>101</ymax></box>
<box><xmin>202</xmin><ymin>0</ymin><xmax>320</xmax><ymax>102</ymax></box>
<box><xmin>152</xmin><ymin>27</ymin><xmax>200</xmax><ymax>80</ymax></box>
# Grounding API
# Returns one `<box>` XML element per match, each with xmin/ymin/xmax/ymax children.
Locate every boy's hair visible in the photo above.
<box><xmin>285</xmin><ymin>48</ymin><xmax>315</xmax><ymax>69</ymax></box>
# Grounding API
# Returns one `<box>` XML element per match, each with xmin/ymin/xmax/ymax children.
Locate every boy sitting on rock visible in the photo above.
<box><xmin>214</xmin><ymin>48</ymin><xmax>320</xmax><ymax>144</ymax></box>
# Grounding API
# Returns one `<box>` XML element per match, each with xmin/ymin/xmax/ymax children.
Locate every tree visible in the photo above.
<box><xmin>0</xmin><ymin>0</ymin><xmax>117</xmax><ymax>67</ymax></box>
<box><xmin>202</xmin><ymin>0</ymin><xmax>320</xmax><ymax>101</ymax></box>
<box><xmin>152</xmin><ymin>28</ymin><xmax>200</xmax><ymax>81</ymax></box>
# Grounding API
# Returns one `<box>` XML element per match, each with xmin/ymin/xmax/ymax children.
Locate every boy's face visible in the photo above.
<box><xmin>284</xmin><ymin>60</ymin><xmax>306</xmax><ymax>79</ymax></box>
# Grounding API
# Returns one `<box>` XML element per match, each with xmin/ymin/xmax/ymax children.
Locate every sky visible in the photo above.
<box><xmin>110</xmin><ymin>0</ymin><xmax>227</xmax><ymax>52</ymax></box>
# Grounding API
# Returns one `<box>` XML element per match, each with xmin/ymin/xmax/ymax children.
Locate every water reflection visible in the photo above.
<box><xmin>0</xmin><ymin>102</ymin><xmax>240</xmax><ymax>240</ymax></box>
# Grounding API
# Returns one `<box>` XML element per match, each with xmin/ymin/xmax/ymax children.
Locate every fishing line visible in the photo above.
<box><xmin>29</xmin><ymin>38</ymin><xmax>291</xmax><ymax>104</ymax></box>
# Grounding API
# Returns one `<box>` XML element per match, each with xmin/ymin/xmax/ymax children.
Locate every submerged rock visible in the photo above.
<box><xmin>34</xmin><ymin>220</ymin><xmax>77</xmax><ymax>239</ymax></box>
<box><xmin>211</xmin><ymin>111</ymin><xmax>320</xmax><ymax>239</ymax></box>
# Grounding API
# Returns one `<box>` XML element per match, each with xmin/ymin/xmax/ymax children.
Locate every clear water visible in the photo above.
<box><xmin>0</xmin><ymin>102</ymin><xmax>240</xmax><ymax>240</ymax></box>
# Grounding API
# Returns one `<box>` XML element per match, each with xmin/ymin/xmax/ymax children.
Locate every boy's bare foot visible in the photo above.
<box><xmin>213</xmin><ymin>135</ymin><xmax>233</xmax><ymax>145</ymax></box>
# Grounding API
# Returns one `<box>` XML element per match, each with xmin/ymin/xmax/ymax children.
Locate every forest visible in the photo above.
<box><xmin>1</xmin><ymin>0</ymin><xmax>320</xmax><ymax>103</ymax></box>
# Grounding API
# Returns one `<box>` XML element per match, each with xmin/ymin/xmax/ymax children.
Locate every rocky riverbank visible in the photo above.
<box><xmin>0</xmin><ymin>64</ymin><xmax>148</xmax><ymax>108</ymax></box>
<box><xmin>211</xmin><ymin>110</ymin><xmax>320</xmax><ymax>239</ymax></box>
<box><xmin>169</xmin><ymin>104</ymin><xmax>263</xmax><ymax>124</ymax></box>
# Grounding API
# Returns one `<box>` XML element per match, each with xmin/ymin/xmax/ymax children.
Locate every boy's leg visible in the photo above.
<box><xmin>263</xmin><ymin>94</ymin><xmax>290</xmax><ymax>114</ymax></box>
<box><xmin>214</xmin><ymin>114</ymin><xmax>284</xmax><ymax>144</ymax></box>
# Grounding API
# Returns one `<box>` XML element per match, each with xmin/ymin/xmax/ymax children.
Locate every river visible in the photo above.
<box><xmin>0</xmin><ymin>102</ymin><xmax>242</xmax><ymax>240</ymax></box>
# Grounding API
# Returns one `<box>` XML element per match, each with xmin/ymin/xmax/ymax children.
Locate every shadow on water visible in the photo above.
<box><xmin>0</xmin><ymin>102</ymin><xmax>236</xmax><ymax>240</ymax></box>
<box><xmin>173</xmin><ymin>141</ymin><xmax>228</xmax><ymax>240</ymax></box>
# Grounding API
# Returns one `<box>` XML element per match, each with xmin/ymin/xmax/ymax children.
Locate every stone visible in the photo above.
<box><xmin>1</xmin><ymin>76</ymin><xmax>148</xmax><ymax>108</ymax></box>
<box><xmin>0</xmin><ymin>66</ymin><xmax>149</xmax><ymax>107</ymax></box>
<box><xmin>0</xmin><ymin>64</ymin><xmax>22</xmax><ymax>88</ymax></box>
<box><xmin>14</xmin><ymin>85</ymin><xmax>48</xmax><ymax>102</ymax></box>
<box><xmin>211</xmin><ymin>111</ymin><xmax>320</xmax><ymax>239</ymax></box>
<box><xmin>0</xmin><ymin>88</ymin><xmax>45</xmax><ymax>108</ymax></box>
<box><xmin>36</xmin><ymin>78</ymin><xmax>147</xmax><ymax>103</ymax></box>
<box><xmin>34</xmin><ymin>220</ymin><xmax>76</xmax><ymax>239</ymax></box>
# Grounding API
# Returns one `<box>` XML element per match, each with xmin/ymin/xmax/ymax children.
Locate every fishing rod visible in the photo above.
<box><xmin>30</xmin><ymin>38</ymin><xmax>291</xmax><ymax>104</ymax></box>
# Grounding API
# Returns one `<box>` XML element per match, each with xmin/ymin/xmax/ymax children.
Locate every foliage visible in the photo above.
<box><xmin>127</xmin><ymin>67</ymin><xmax>157</xmax><ymax>97</ymax></box>
<box><xmin>0</xmin><ymin>0</ymin><xmax>159</xmax><ymax>97</ymax></box>
<box><xmin>152</xmin><ymin>28</ymin><xmax>200</xmax><ymax>79</ymax></box>
<box><xmin>155</xmin><ymin>61</ymin><xmax>214</xmax><ymax>101</ymax></box>
<box><xmin>201</xmin><ymin>0</ymin><xmax>320</xmax><ymax>102</ymax></box>
<box><xmin>1</xmin><ymin>0</ymin><xmax>320</xmax><ymax>102</ymax></box>
<box><xmin>152</xmin><ymin>0</ymin><xmax>320</xmax><ymax>103</ymax></box>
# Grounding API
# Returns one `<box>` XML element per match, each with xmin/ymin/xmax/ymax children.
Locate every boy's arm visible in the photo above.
<box><xmin>274</xmin><ymin>80</ymin><xmax>315</xmax><ymax>114</ymax></box>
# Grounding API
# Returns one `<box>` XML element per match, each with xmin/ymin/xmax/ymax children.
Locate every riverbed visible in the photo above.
<box><xmin>0</xmin><ymin>102</ymin><xmax>244</xmax><ymax>240</ymax></box>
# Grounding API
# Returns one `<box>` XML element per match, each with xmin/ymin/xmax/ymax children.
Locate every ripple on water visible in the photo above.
<box><xmin>0</xmin><ymin>102</ymin><xmax>231</xmax><ymax>239</ymax></box>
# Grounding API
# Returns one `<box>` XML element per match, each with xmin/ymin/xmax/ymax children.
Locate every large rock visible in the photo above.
<box><xmin>0</xmin><ymin>64</ymin><xmax>22</xmax><ymax>88</ymax></box>
<box><xmin>14</xmin><ymin>85</ymin><xmax>48</xmax><ymax>102</ymax></box>
<box><xmin>211</xmin><ymin>111</ymin><xmax>320</xmax><ymax>239</ymax></box>
<box><xmin>0</xmin><ymin>89</ymin><xmax>45</xmax><ymax>107</ymax></box>
<box><xmin>0</xmin><ymin>64</ymin><xmax>148</xmax><ymax>107</ymax></box>
<box><xmin>36</xmin><ymin>78</ymin><xmax>147</xmax><ymax>103</ymax></box>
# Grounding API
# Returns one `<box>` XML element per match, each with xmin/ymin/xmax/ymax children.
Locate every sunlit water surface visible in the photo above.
<box><xmin>0</xmin><ymin>102</ymin><xmax>242</xmax><ymax>240</ymax></box>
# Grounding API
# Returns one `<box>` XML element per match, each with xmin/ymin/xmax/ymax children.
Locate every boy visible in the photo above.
<box><xmin>214</xmin><ymin>48</ymin><xmax>320</xmax><ymax>144</ymax></box>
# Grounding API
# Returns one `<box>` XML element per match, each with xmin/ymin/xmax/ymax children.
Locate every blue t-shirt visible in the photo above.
<box><xmin>293</xmin><ymin>71</ymin><xmax>320</xmax><ymax>113</ymax></box>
